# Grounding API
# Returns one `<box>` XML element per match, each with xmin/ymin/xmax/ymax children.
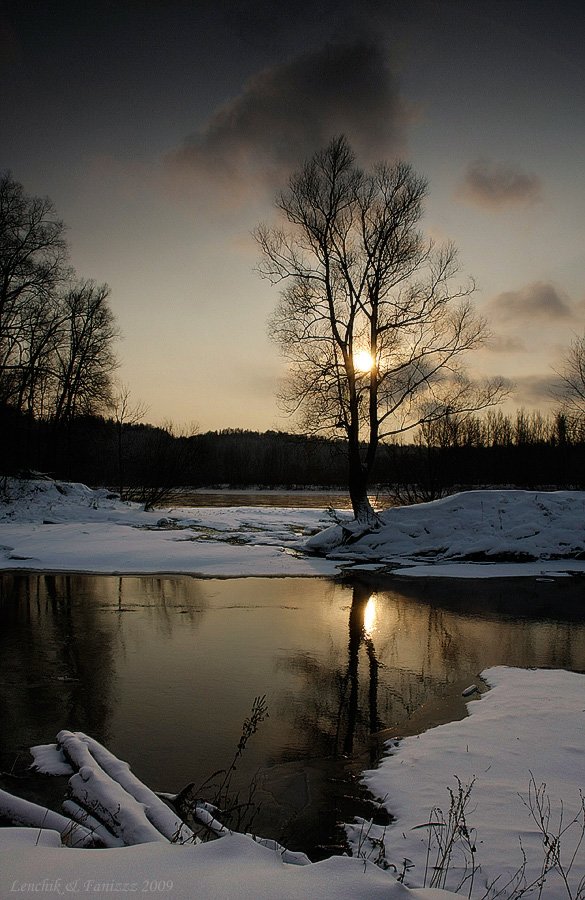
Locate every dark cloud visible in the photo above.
<box><xmin>513</xmin><ymin>373</ymin><xmax>565</xmax><ymax>405</ymax></box>
<box><xmin>458</xmin><ymin>159</ymin><xmax>542</xmax><ymax>209</ymax></box>
<box><xmin>488</xmin><ymin>282</ymin><xmax>574</xmax><ymax>322</ymax></box>
<box><xmin>486</xmin><ymin>334</ymin><xmax>527</xmax><ymax>353</ymax></box>
<box><xmin>166</xmin><ymin>39</ymin><xmax>410</xmax><ymax>204</ymax></box>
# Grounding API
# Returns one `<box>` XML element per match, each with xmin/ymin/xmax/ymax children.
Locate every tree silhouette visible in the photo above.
<box><xmin>0</xmin><ymin>173</ymin><xmax>119</xmax><ymax>426</ymax></box>
<box><xmin>258</xmin><ymin>137</ymin><xmax>506</xmax><ymax>521</ymax></box>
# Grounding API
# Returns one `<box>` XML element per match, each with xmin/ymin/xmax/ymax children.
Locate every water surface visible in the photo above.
<box><xmin>1</xmin><ymin>573</ymin><xmax>584</xmax><ymax>854</ymax></box>
<box><xmin>163</xmin><ymin>488</ymin><xmax>356</xmax><ymax>508</ymax></box>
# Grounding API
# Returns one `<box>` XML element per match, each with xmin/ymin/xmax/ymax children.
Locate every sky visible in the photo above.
<box><xmin>2</xmin><ymin>0</ymin><xmax>585</xmax><ymax>432</ymax></box>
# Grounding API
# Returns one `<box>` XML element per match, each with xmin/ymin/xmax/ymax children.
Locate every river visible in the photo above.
<box><xmin>1</xmin><ymin>571</ymin><xmax>584</xmax><ymax>857</ymax></box>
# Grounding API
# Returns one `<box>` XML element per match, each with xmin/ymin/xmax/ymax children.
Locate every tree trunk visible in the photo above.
<box><xmin>348</xmin><ymin>439</ymin><xmax>377</xmax><ymax>524</ymax></box>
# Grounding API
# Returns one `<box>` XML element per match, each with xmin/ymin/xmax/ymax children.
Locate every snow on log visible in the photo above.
<box><xmin>61</xmin><ymin>799</ymin><xmax>124</xmax><ymax>848</ymax></box>
<box><xmin>57</xmin><ymin>730</ymin><xmax>193</xmax><ymax>844</ymax></box>
<box><xmin>30</xmin><ymin>743</ymin><xmax>74</xmax><ymax>776</ymax></box>
<box><xmin>192</xmin><ymin>802</ymin><xmax>231</xmax><ymax>837</ymax></box>
<box><xmin>0</xmin><ymin>788</ymin><xmax>96</xmax><ymax>847</ymax></box>
<box><xmin>68</xmin><ymin>765</ymin><xmax>168</xmax><ymax>845</ymax></box>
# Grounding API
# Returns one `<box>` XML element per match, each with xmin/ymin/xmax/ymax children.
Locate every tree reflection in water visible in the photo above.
<box><xmin>0</xmin><ymin>573</ymin><xmax>209</xmax><ymax>769</ymax></box>
<box><xmin>275</xmin><ymin>574</ymin><xmax>585</xmax><ymax>769</ymax></box>
<box><xmin>337</xmin><ymin>583</ymin><xmax>382</xmax><ymax>756</ymax></box>
<box><xmin>0</xmin><ymin>574</ymin><xmax>117</xmax><ymax>752</ymax></box>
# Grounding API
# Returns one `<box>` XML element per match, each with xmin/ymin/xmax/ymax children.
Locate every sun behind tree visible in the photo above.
<box><xmin>353</xmin><ymin>349</ymin><xmax>375</xmax><ymax>374</ymax></box>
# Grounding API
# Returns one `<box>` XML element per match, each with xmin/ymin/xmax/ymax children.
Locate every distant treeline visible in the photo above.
<box><xmin>390</xmin><ymin>409</ymin><xmax>585</xmax><ymax>502</ymax></box>
<box><xmin>2</xmin><ymin>405</ymin><xmax>584</xmax><ymax>507</ymax></box>
<box><xmin>1</xmin><ymin>408</ymin><xmax>354</xmax><ymax>503</ymax></box>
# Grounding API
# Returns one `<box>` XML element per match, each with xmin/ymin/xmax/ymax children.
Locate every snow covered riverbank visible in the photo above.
<box><xmin>307</xmin><ymin>488</ymin><xmax>585</xmax><ymax>577</ymax></box>
<box><xmin>0</xmin><ymin>478</ymin><xmax>338</xmax><ymax>577</ymax></box>
<box><xmin>1</xmin><ymin>478</ymin><xmax>585</xmax><ymax>578</ymax></box>
<box><xmin>348</xmin><ymin>666</ymin><xmax>585</xmax><ymax>899</ymax></box>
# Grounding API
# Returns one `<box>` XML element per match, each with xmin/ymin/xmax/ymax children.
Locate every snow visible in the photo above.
<box><xmin>347</xmin><ymin>666</ymin><xmax>585</xmax><ymax>899</ymax></box>
<box><xmin>2</xmin><ymin>479</ymin><xmax>585</xmax><ymax>897</ymax></box>
<box><xmin>0</xmin><ymin>478</ymin><xmax>339</xmax><ymax>577</ymax></box>
<box><xmin>307</xmin><ymin>489</ymin><xmax>585</xmax><ymax>577</ymax></box>
<box><xmin>30</xmin><ymin>743</ymin><xmax>74</xmax><ymax>776</ymax></box>
<box><xmin>0</xmin><ymin>830</ymin><xmax>456</xmax><ymax>899</ymax></box>
<box><xmin>1</xmin><ymin>479</ymin><xmax>585</xmax><ymax>578</ymax></box>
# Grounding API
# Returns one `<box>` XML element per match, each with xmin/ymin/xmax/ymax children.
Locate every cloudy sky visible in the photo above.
<box><xmin>2</xmin><ymin>0</ymin><xmax>584</xmax><ymax>430</ymax></box>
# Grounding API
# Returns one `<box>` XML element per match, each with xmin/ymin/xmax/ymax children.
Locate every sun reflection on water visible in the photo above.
<box><xmin>363</xmin><ymin>593</ymin><xmax>377</xmax><ymax>636</ymax></box>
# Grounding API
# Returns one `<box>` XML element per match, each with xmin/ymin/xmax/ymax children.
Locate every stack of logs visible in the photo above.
<box><xmin>0</xmin><ymin>730</ymin><xmax>308</xmax><ymax>865</ymax></box>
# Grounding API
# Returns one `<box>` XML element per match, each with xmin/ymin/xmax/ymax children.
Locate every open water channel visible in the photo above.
<box><xmin>1</xmin><ymin>568</ymin><xmax>584</xmax><ymax>857</ymax></box>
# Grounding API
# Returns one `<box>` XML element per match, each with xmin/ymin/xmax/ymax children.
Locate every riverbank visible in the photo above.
<box><xmin>2</xmin><ymin>478</ymin><xmax>585</xmax><ymax>578</ymax></box>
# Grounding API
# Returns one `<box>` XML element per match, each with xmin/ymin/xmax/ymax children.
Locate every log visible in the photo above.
<box><xmin>62</xmin><ymin>799</ymin><xmax>124</xmax><ymax>848</ymax></box>
<box><xmin>57</xmin><ymin>730</ymin><xmax>194</xmax><ymax>844</ymax></box>
<box><xmin>0</xmin><ymin>788</ymin><xmax>96</xmax><ymax>847</ymax></box>
<box><xmin>67</xmin><ymin>764</ymin><xmax>169</xmax><ymax>845</ymax></box>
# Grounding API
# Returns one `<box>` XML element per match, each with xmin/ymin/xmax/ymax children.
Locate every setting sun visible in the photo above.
<box><xmin>353</xmin><ymin>349</ymin><xmax>374</xmax><ymax>373</ymax></box>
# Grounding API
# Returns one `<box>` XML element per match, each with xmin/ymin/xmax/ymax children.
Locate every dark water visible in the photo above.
<box><xmin>1</xmin><ymin>572</ymin><xmax>584</xmax><ymax>855</ymax></box>
<box><xmin>159</xmin><ymin>488</ymin><xmax>384</xmax><ymax>509</ymax></box>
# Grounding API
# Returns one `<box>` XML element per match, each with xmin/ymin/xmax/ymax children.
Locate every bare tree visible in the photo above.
<box><xmin>555</xmin><ymin>333</ymin><xmax>585</xmax><ymax>425</ymax></box>
<box><xmin>52</xmin><ymin>280</ymin><xmax>119</xmax><ymax>424</ymax></box>
<box><xmin>10</xmin><ymin>290</ymin><xmax>62</xmax><ymax>417</ymax></box>
<box><xmin>109</xmin><ymin>383</ymin><xmax>149</xmax><ymax>498</ymax></box>
<box><xmin>0</xmin><ymin>174</ymin><xmax>120</xmax><ymax>425</ymax></box>
<box><xmin>256</xmin><ymin>137</ymin><xmax>507</xmax><ymax>522</ymax></box>
<box><xmin>0</xmin><ymin>171</ymin><xmax>69</xmax><ymax>410</ymax></box>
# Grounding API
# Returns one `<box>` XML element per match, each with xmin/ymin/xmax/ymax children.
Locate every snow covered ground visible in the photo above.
<box><xmin>1</xmin><ymin>478</ymin><xmax>585</xmax><ymax>898</ymax></box>
<box><xmin>1</xmin><ymin>478</ymin><xmax>585</xmax><ymax>578</ymax></box>
<box><xmin>0</xmin><ymin>478</ymin><xmax>338</xmax><ymax>577</ymax></box>
<box><xmin>347</xmin><ymin>666</ymin><xmax>585</xmax><ymax>899</ymax></box>
<box><xmin>308</xmin><ymin>488</ymin><xmax>585</xmax><ymax>578</ymax></box>
<box><xmin>0</xmin><ymin>828</ymin><xmax>456</xmax><ymax>899</ymax></box>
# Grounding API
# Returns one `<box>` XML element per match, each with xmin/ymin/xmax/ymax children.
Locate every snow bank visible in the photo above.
<box><xmin>308</xmin><ymin>489</ymin><xmax>585</xmax><ymax>574</ymax></box>
<box><xmin>0</xmin><ymin>477</ymin><xmax>338</xmax><ymax>577</ymax></box>
<box><xmin>347</xmin><ymin>666</ymin><xmax>585</xmax><ymax>899</ymax></box>
<box><xmin>0</xmin><ymin>477</ymin><xmax>132</xmax><ymax>522</ymax></box>
<box><xmin>2</xmin><ymin>479</ymin><xmax>585</xmax><ymax>577</ymax></box>
<box><xmin>0</xmin><ymin>829</ymin><xmax>459</xmax><ymax>899</ymax></box>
